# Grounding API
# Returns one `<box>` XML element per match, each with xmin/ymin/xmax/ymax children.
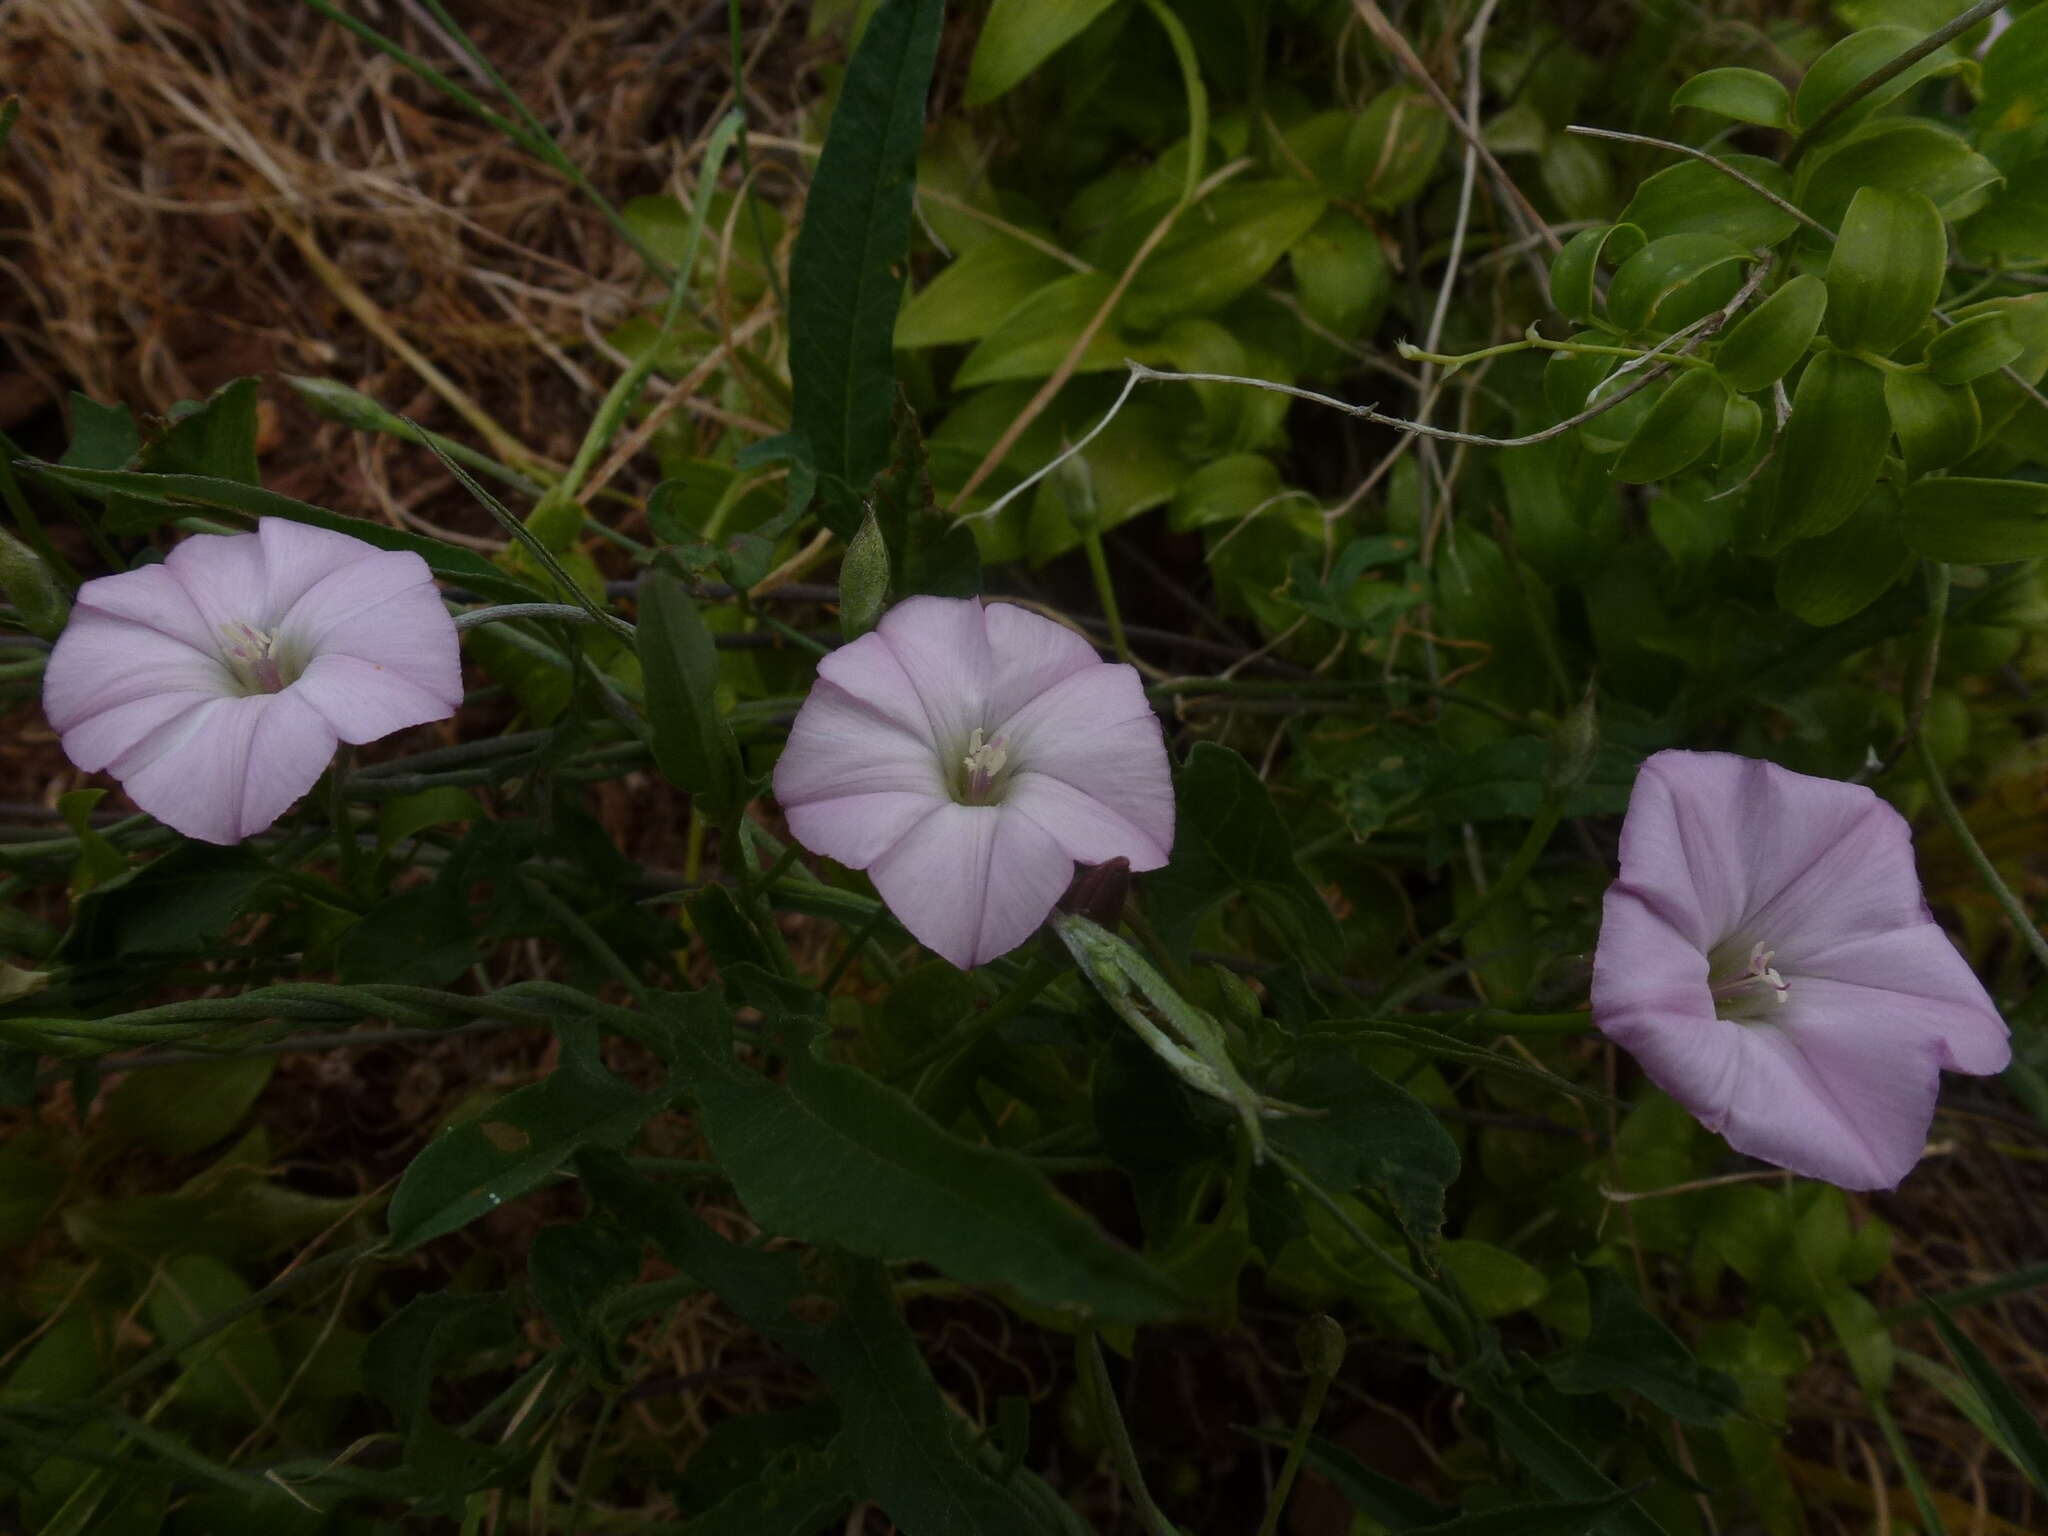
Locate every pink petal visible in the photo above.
<box><xmin>43</xmin><ymin>609</ymin><xmax>227</xmax><ymax>738</ymax></box>
<box><xmin>163</xmin><ymin>529</ymin><xmax>272</xmax><ymax>635</ymax></box>
<box><xmin>1590</xmin><ymin>885</ymin><xmax>1716</xmax><ymax>1046</ymax></box>
<box><xmin>772</xmin><ymin>679</ymin><xmax>948</xmax><ymax>808</ymax></box>
<box><xmin>66</xmin><ymin>562</ymin><xmax>218</xmax><ymax>657</ymax></box>
<box><xmin>785</xmin><ymin>791</ymin><xmax>941</xmax><ymax>869</ymax></box>
<box><xmin>993</xmin><ymin>665</ymin><xmax>1173</xmax><ymax>860</ymax></box>
<box><xmin>289</xmin><ymin>652</ymin><xmax>460</xmax><ymax>744</ymax></box>
<box><xmin>257</xmin><ymin>517</ymin><xmax>400</xmax><ymax>617</ymax></box>
<box><xmin>1790</xmin><ymin>925</ymin><xmax>2010</xmax><ymax>1075</ymax></box>
<box><xmin>111</xmin><ymin>691</ymin><xmax>336</xmax><ymax>844</ymax></box>
<box><xmin>55</xmin><ymin>690</ymin><xmax>222</xmax><ymax>776</ymax></box>
<box><xmin>275</xmin><ymin>552</ymin><xmax>461</xmax><ymax>709</ymax></box>
<box><xmin>813</xmin><ymin>630</ymin><xmax>938</xmax><ymax>746</ymax></box>
<box><xmin>980</xmin><ymin>601</ymin><xmax>1101</xmax><ymax>725</ymax></box>
<box><xmin>873</xmin><ymin>595</ymin><xmax>993</xmax><ymax>751</ymax></box>
<box><xmin>867</xmin><ymin>801</ymin><xmax>1073</xmax><ymax>968</ymax></box>
<box><xmin>1004</xmin><ymin>770</ymin><xmax>1172</xmax><ymax>871</ymax></box>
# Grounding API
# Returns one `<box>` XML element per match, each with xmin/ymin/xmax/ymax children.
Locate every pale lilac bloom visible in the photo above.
<box><xmin>1593</xmin><ymin>750</ymin><xmax>2009</xmax><ymax>1190</ymax></box>
<box><xmin>772</xmin><ymin>596</ymin><xmax>1174</xmax><ymax>969</ymax></box>
<box><xmin>44</xmin><ymin>518</ymin><xmax>462</xmax><ymax>845</ymax></box>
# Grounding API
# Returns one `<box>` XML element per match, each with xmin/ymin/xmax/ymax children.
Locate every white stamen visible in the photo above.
<box><xmin>220</xmin><ymin>621</ymin><xmax>288</xmax><ymax>694</ymax></box>
<box><xmin>961</xmin><ymin>728</ymin><xmax>1010</xmax><ymax>802</ymax></box>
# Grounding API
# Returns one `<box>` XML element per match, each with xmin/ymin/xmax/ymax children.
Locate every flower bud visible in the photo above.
<box><xmin>839</xmin><ymin>507</ymin><xmax>889</xmax><ymax>643</ymax></box>
<box><xmin>1296</xmin><ymin>1314</ymin><xmax>1347</xmax><ymax>1378</ymax></box>
<box><xmin>0</xmin><ymin>527</ymin><xmax>68</xmax><ymax>639</ymax></box>
<box><xmin>1049</xmin><ymin>449</ymin><xmax>1098</xmax><ymax>534</ymax></box>
<box><xmin>1544</xmin><ymin>680</ymin><xmax>1600</xmax><ymax>798</ymax></box>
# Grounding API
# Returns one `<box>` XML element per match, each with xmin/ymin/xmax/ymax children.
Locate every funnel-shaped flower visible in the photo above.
<box><xmin>772</xmin><ymin>596</ymin><xmax>1173</xmax><ymax>969</ymax></box>
<box><xmin>1594</xmin><ymin>750</ymin><xmax>2009</xmax><ymax>1190</ymax></box>
<box><xmin>44</xmin><ymin>519</ymin><xmax>462</xmax><ymax>845</ymax></box>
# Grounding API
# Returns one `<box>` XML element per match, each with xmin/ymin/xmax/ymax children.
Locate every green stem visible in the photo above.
<box><xmin>1375</xmin><ymin>802</ymin><xmax>1563</xmax><ymax>1009</ymax></box>
<box><xmin>1081</xmin><ymin>527</ymin><xmax>1131</xmax><ymax>663</ymax></box>
<box><xmin>1081</xmin><ymin>1334</ymin><xmax>1183</xmax><ymax>1536</ymax></box>
<box><xmin>1254</xmin><ymin>1363</ymin><xmax>1337</xmax><ymax>1536</ymax></box>
<box><xmin>1911</xmin><ymin>564</ymin><xmax>2048</xmax><ymax>973</ymax></box>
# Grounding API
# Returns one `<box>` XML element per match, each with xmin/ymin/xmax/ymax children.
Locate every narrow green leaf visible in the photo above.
<box><xmin>664</xmin><ymin>986</ymin><xmax>1189</xmax><ymax>1325</ymax></box>
<box><xmin>144</xmin><ymin>1254</ymin><xmax>284</xmax><ymax>1421</ymax></box>
<box><xmin>1770</xmin><ymin>352</ymin><xmax>1890</xmax><ymax>540</ymax></box>
<box><xmin>1794</xmin><ymin>25</ymin><xmax>1959</xmax><ymax>138</ymax></box>
<box><xmin>1672</xmin><ymin>67</ymin><xmax>1792</xmax><ymax>128</ymax></box>
<box><xmin>1610</xmin><ymin>368</ymin><xmax>1727</xmax><ymax>484</ymax></box>
<box><xmin>1124</xmin><ymin>182</ymin><xmax>1326</xmax><ymax>329</ymax></box>
<box><xmin>1901</xmin><ymin>476</ymin><xmax>2048</xmax><ymax>562</ymax></box>
<box><xmin>1797</xmin><ymin>119</ymin><xmax>2003</xmax><ymax>232</ymax></box>
<box><xmin>386</xmin><ymin>1026</ymin><xmax>653</xmax><ymax>1248</ymax></box>
<box><xmin>1825</xmin><ymin>186</ymin><xmax>1947</xmax><ymax>354</ymax></box>
<box><xmin>636</xmin><ymin>571</ymin><xmax>746</xmax><ymax>817</ymax></box>
<box><xmin>1716</xmin><ymin>273</ymin><xmax>1828</xmax><ymax>392</ymax></box>
<box><xmin>1920</xmin><ymin>1312</ymin><xmax>2048</xmax><ymax>1493</ymax></box>
<box><xmin>788</xmin><ymin>0</ymin><xmax>945</xmax><ymax>532</ymax></box>
<box><xmin>966</xmin><ymin>0</ymin><xmax>1123</xmax><ymax>105</ymax></box>
<box><xmin>13</xmin><ymin>461</ymin><xmax>542</xmax><ymax>603</ymax></box>
<box><xmin>955</xmin><ymin>273</ymin><xmax>1129</xmax><ymax>388</ymax></box>
<box><xmin>1885</xmin><ymin>369</ymin><xmax>1981</xmax><ymax>475</ymax></box>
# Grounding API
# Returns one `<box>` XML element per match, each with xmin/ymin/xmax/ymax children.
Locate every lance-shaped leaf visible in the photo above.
<box><xmin>637</xmin><ymin>571</ymin><xmax>746</xmax><ymax>817</ymax></box>
<box><xmin>1715</xmin><ymin>273</ymin><xmax>1826</xmax><ymax>393</ymax></box>
<box><xmin>1769</xmin><ymin>351</ymin><xmax>1889</xmax><ymax>541</ymax></box>
<box><xmin>1610</xmin><ymin>367</ymin><xmax>1726</xmax><ymax>484</ymax></box>
<box><xmin>1902</xmin><ymin>477</ymin><xmax>2048</xmax><ymax>563</ymax></box>
<box><xmin>663</xmin><ymin>982</ymin><xmax>1187</xmax><ymax>1325</ymax></box>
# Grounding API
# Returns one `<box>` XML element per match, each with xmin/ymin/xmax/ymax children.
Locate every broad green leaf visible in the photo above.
<box><xmin>138</xmin><ymin>377</ymin><xmax>261</xmax><ymax>483</ymax></box>
<box><xmin>1605</xmin><ymin>233</ymin><xmax>1751</xmax><ymax>334</ymax></box>
<box><xmin>1884</xmin><ymin>369</ymin><xmax>1980</xmax><ymax>474</ymax></box>
<box><xmin>1797</xmin><ymin>119</ymin><xmax>2003</xmax><ymax>231</ymax></box>
<box><xmin>665</xmin><ymin>986</ymin><xmax>1188</xmax><ymax>1325</ymax></box>
<box><xmin>1290</xmin><ymin>208</ymin><xmax>1390</xmax><ymax>337</ymax></box>
<box><xmin>1776</xmin><ymin>488</ymin><xmax>1912</xmax><ymax>626</ymax></box>
<box><xmin>1345</xmin><ymin>86</ymin><xmax>1448</xmax><ymax>211</ymax></box>
<box><xmin>1124</xmin><ymin>182</ymin><xmax>1327</xmax><ymax>329</ymax></box>
<box><xmin>386</xmin><ymin>1025</ymin><xmax>654</xmax><ymax>1248</ymax></box>
<box><xmin>1267</xmin><ymin>1050</ymin><xmax>1460</xmax><ymax>1247</ymax></box>
<box><xmin>59</xmin><ymin>841</ymin><xmax>275</xmax><ymax>965</ymax></box>
<box><xmin>1144</xmin><ymin>741</ymin><xmax>1345</xmax><ymax>965</ymax></box>
<box><xmin>60</xmin><ymin>394</ymin><xmax>139</xmax><ymax>471</ymax></box>
<box><xmin>1902</xmin><ymin>476</ymin><xmax>2048</xmax><ymax>562</ymax></box>
<box><xmin>1610</xmin><ymin>367</ymin><xmax>1726</xmax><ymax>483</ymax></box>
<box><xmin>1794</xmin><ymin>25</ymin><xmax>1961</xmax><ymax>138</ymax></box>
<box><xmin>788</xmin><ymin>0</ymin><xmax>945</xmax><ymax>532</ymax></box>
<box><xmin>895</xmin><ymin>239</ymin><xmax>1070</xmax><ymax>349</ymax></box>
<box><xmin>1170</xmin><ymin>452</ymin><xmax>1283</xmax><ymax>532</ymax></box>
<box><xmin>1961</xmin><ymin>152</ymin><xmax>2048</xmax><ymax>261</ymax></box>
<box><xmin>1539</xmin><ymin>134</ymin><xmax>1614</xmax><ymax>222</ymax></box>
<box><xmin>954</xmin><ymin>272</ymin><xmax>1129</xmax><ymax>388</ymax></box>
<box><xmin>1972</xmin><ymin>2</ymin><xmax>2048</xmax><ymax>167</ymax></box>
<box><xmin>1824</xmin><ymin>186</ymin><xmax>1946</xmax><ymax>354</ymax></box>
<box><xmin>1716</xmin><ymin>273</ymin><xmax>1827</xmax><ymax>392</ymax></box>
<box><xmin>1544</xmin><ymin>329</ymin><xmax>1621</xmax><ymax>410</ymax></box>
<box><xmin>1547</xmin><ymin>224</ymin><xmax>1645</xmax><ymax>322</ymax></box>
<box><xmin>966</xmin><ymin>0</ymin><xmax>1123</xmax><ymax>105</ymax></box>
<box><xmin>1672</xmin><ymin>67</ymin><xmax>1791</xmax><ymax>128</ymax></box>
<box><xmin>529</xmin><ymin>1220</ymin><xmax>640</xmax><ymax>1380</ymax></box>
<box><xmin>1929</xmin><ymin>1301</ymin><xmax>2048</xmax><ymax>1493</ymax></box>
<box><xmin>1718</xmin><ymin>392</ymin><xmax>1764</xmax><ymax>467</ymax></box>
<box><xmin>1929</xmin><ymin>311</ymin><xmax>2025</xmax><ymax>385</ymax></box>
<box><xmin>1616</xmin><ymin>155</ymin><xmax>1799</xmax><ymax>246</ymax></box>
<box><xmin>1546</xmin><ymin>1268</ymin><xmax>1743</xmax><ymax>1424</ymax></box>
<box><xmin>1769</xmin><ymin>352</ymin><xmax>1890</xmax><ymax>541</ymax></box>
<box><xmin>377</xmin><ymin>787</ymin><xmax>485</xmax><ymax>854</ymax></box>
<box><xmin>144</xmin><ymin>1253</ymin><xmax>283</xmax><ymax>1421</ymax></box>
<box><xmin>579</xmin><ymin>1152</ymin><xmax>1057</xmax><ymax>1536</ymax></box>
<box><xmin>15</xmin><ymin>462</ymin><xmax>542</xmax><ymax>603</ymax></box>
<box><xmin>637</xmin><ymin>572</ymin><xmax>746</xmax><ymax>818</ymax></box>
<box><xmin>104</xmin><ymin>1056</ymin><xmax>274</xmax><ymax>1159</ymax></box>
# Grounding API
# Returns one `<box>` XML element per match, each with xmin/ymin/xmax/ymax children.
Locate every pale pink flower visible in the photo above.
<box><xmin>772</xmin><ymin>596</ymin><xmax>1174</xmax><ymax>969</ymax></box>
<box><xmin>1593</xmin><ymin>750</ymin><xmax>2009</xmax><ymax>1190</ymax></box>
<box><xmin>43</xmin><ymin>518</ymin><xmax>462</xmax><ymax>845</ymax></box>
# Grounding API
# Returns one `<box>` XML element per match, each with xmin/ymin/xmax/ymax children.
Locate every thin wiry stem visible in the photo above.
<box><xmin>1786</xmin><ymin>0</ymin><xmax>2006</xmax><ymax>161</ymax></box>
<box><xmin>1564</xmin><ymin>124</ymin><xmax>1837</xmax><ymax>242</ymax></box>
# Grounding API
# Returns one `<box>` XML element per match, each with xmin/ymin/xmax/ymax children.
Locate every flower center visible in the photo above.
<box><xmin>958</xmin><ymin>727</ymin><xmax>1011</xmax><ymax>805</ymax></box>
<box><xmin>1708</xmin><ymin>939</ymin><xmax>1790</xmax><ymax>1022</ymax></box>
<box><xmin>219</xmin><ymin>621</ymin><xmax>298</xmax><ymax>695</ymax></box>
